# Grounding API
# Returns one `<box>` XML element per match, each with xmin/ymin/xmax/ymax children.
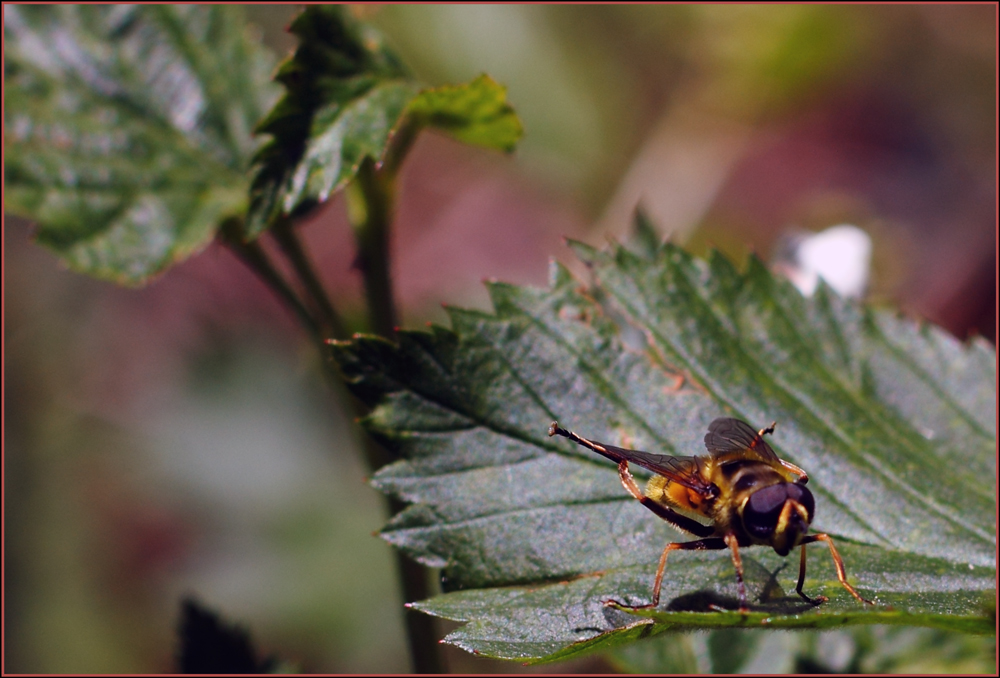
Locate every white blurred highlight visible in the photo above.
<box><xmin>777</xmin><ymin>224</ymin><xmax>872</xmax><ymax>298</ymax></box>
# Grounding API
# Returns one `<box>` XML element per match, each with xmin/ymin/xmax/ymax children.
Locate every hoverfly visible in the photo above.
<box><xmin>548</xmin><ymin>417</ymin><xmax>873</xmax><ymax>612</ymax></box>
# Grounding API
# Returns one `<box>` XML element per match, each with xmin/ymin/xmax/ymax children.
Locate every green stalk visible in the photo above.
<box><xmin>220</xmin><ymin>219</ymin><xmax>322</xmax><ymax>343</ymax></box>
<box><xmin>347</xmin><ymin>155</ymin><xmax>398</xmax><ymax>336</ymax></box>
<box><xmin>344</xmin><ymin>131</ymin><xmax>444</xmax><ymax>672</ymax></box>
<box><xmin>346</xmin><ymin>114</ymin><xmax>423</xmax><ymax>336</ymax></box>
<box><xmin>228</xmin><ymin>225</ymin><xmax>441</xmax><ymax>671</ymax></box>
<box><xmin>271</xmin><ymin>217</ymin><xmax>349</xmax><ymax>341</ymax></box>
<box><xmin>230</xmin><ymin>122</ymin><xmax>441</xmax><ymax>671</ymax></box>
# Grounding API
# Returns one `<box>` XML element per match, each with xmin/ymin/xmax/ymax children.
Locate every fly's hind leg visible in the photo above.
<box><xmin>606</xmin><ymin>459</ymin><xmax>724</xmax><ymax>610</ymax></box>
<box><xmin>607</xmin><ymin>536</ymin><xmax>728</xmax><ymax>610</ymax></box>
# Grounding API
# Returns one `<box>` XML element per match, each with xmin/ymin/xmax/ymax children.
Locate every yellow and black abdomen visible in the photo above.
<box><xmin>644</xmin><ymin>474</ymin><xmax>713</xmax><ymax>518</ymax></box>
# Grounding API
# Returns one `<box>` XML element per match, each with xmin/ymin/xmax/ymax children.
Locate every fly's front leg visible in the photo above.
<box><xmin>799</xmin><ymin>533</ymin><xmax>874</xmax><ymax>605</ymax></box>
<box><xmin>796</xmin><ymin>541</ymin><xmax>827</xmax><ymax>606</ymax></box>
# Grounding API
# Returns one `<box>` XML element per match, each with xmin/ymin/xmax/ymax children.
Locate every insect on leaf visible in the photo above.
<box><xmin>330</xmin><ymin>229</ymin><xmax>996</xmax><ymax>663</ymax></box>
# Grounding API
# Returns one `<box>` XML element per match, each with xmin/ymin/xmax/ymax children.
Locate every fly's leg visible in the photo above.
<box><xmin>795</xmin><ymin>541</ymin><xmax>828</xmax><ymax>606</ymax></box>
<box><xmin>723</xmin><ymin>532</ymin><xmax>750</xmax><ymax>613</ymax></box>
<box><xmin>606</xmin><ymin>536</ymin><xmax>728</xmax><ymax>610</ymax></box>
<box><xmin>798</xmin><ymin>533</ymin><xmax>874</xmax><ymax>605</ymax></box>
<box><xmin>615</xmin><ymin>460</ymin><xmax>646</xmax><ymax>502</ymax></box>
<box><xmin>614</xmin><ymin>460</ymin><xmax>716</xmax><ymax>537</ymax></box>
<box><xmin>606</xmin><ymin>541</ymin><xmax>679</xmax><ymax>610</ymax></box>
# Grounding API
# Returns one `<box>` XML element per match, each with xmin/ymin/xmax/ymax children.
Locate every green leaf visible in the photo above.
<box><xmin>607</xmin><ymin>632</ymin><xmax>700</xmax><ymax>674</ymax></box>
<box><xmin>706</xmin><ymin>628</ymin><xmax>761</xmax><ymax>673</ymax></box>
<box><xmin>246</xmin><ymin>6</ymin><xmax>523</xmax><ymax>237</ymax></box>
<box><xmin>407</xmin><ymin>74</ymin><xmax>523</xmax><ymax>153</ymax></box>
<box><xmin>4</xmin><ymin>5</ymin><xmax>278</xmax><ymax>285</ymax></box>
<box><xmin>330</xmin><ymin>238</ymin><xmax>996</xmax><ymax>663</ymax></box>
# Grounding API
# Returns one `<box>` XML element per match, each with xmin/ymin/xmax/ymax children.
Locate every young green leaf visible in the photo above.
<box><xmin>330</xmin><ymin>240</ymin><xmax>996</xmax><ymax>663</ymax></box>
<box><xmin>407</xmin><ymin>75</ymin><xmax>523</xmax><ymax>153</ymax></box>
<box><xmin>4</xmin><ymin>5</ymin><xmax>278</xmax><ymax>285</ymax></box>
<box><xmin>246</xmin><ymin>6</ymin><xmax>523</xmax><ymax>237</ymax></box>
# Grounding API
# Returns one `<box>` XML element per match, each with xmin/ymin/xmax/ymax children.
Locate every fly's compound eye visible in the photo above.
<box><xmin>742</xmin><ymin>484</ymin><xmax>788</xmax><ymax>539</ymax></box>
<box><xmin>785</xmin><ymin>482</ymin><xmax>815</xmax><ymax>523</ymax></box>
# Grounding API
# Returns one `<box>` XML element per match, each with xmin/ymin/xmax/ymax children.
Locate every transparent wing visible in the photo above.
<box><xmin>703</xmin><ymin>417</ymin><xmax>780</xmax><ymax>464</ymax></box>
<box><xmin>549</xmin><ymin>423</ymin><xmax>714</xmax><ymax>497</ymax></box>
<box><xmin>587</xmin><ymin>441</ymin><xmax>712</xmax><ymax>495</ymax></box>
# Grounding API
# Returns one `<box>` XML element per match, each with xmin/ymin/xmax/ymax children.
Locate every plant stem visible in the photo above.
<box><xmin>312</xmin><ymin>347</ymin><xmax>439</xmax><ymax>672</ymax></box>
<box><xmin>221</xmin><ymin>220</ymin><xmax>322</xmax><ymax>343</ymax></box>
<box><xmin>272</xmin><ymin>217</ymin><xmax>348</xmax><ymax>340</ymax></box>
<box><xmin>381</xmin><ymin>114</ymin><xmax>422</xmax><ymax>177</ymax></box>
<box><xmin>347</xmin><ymin>155</ymin><xmax>398</xmax><ymax>336</ymax></box>
<box><xmin>391</xmin><ymin>531</ymin><xmax>440</xmax><ymax>674</ymax></box>
<box><xmin>319</xmin><ymin>351</ymin><xmax>441</xmax><ymax>673</ymax></box>
<box><xmin>231</xmin><ymin>144</ymin><xmax>442</xmax><ymax>671</ymax></box>
<box><xmin>344</xmin><ymin>143</ymin><xmax>444</xmax><ymax>673</ymax></box>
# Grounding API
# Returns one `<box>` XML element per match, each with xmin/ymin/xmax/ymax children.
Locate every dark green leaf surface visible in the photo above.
<box><xmin>572</xmin><ymin>241</ymin><xmax>995</xmax><ymax>566</ymax></box>
<box><xmin>4</xmin><ymin>5</ymin><xmax>278</xmax><ymax>284</ymax></box>
<box><xmin>245</xmin><ymin>5</ymin><xmax>410</xmax><ymax>237</ymax></box>
<box><xmin>331</xmin><ymin>241</ymin><xmax>996</xmax><ymax>662</ymax></box>
<box><xmin>246</xmin><ymin>6</ymin><xmax>523</xmax><ymax>237</ymax></box>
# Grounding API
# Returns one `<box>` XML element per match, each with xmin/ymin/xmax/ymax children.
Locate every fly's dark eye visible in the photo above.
<box><xmin>742</xmin><ymin>484</ymin><xmax>788</xmax><ymax>538</ymax></box>
<box><xmin>786</xmin><ymin>483</ymin><xmax>815</xmax><ymax>523</ymax></box>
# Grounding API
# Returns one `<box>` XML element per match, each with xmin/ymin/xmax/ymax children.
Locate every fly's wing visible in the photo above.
<box><xmin>548</xmin><ymin>423</ymin><xmax>715</xmax><ymax>498</ymax></box>
<box><xmin>704</xmin><ymin>417</ymin><xmax>780</xmax><ymax>465</ymax></box>
<box><xmin>589</xmin><ymin>442</ymin><xmax>713</xmax><ymax>496</ymax></box>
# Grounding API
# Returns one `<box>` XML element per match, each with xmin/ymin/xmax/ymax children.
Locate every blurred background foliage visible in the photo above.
<box><xmin>4</xmin><ymin>4</ymin><xmax>995</xmax><ymax>673</ymax></box>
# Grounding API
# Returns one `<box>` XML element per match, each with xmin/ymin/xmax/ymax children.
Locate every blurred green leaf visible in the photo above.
<box><xmin>706</xmin><ymin>628</ymin><xmax>761</xmax><ymax>673</ymax></box>
<box><xmin>4</xmin><ymin>4</ymin><xmax>278</xmax><ymax>285</ymax></box>
<box><xmin>606</xmin><ymin>632</ymin><xmax>701</xmax><ymax>674</ymax></box>
<box><xmin>246</xmin><ymin>6</ymin><xmax>523</xmax><ymax>237</ymax></box>
<box><xmin>407</xmin><ymin>74</ymin><xmax>523</xmax><ymax>153</ymax></box>
<box><xmin>696</xmin><ymin>5</ymin><xmax>865</xmax><ymax>118</ymax></box>
<box><xmin>330</xmin><ymin>237</ymin><xmax>995</xmax><ymax>663</ymax></box>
